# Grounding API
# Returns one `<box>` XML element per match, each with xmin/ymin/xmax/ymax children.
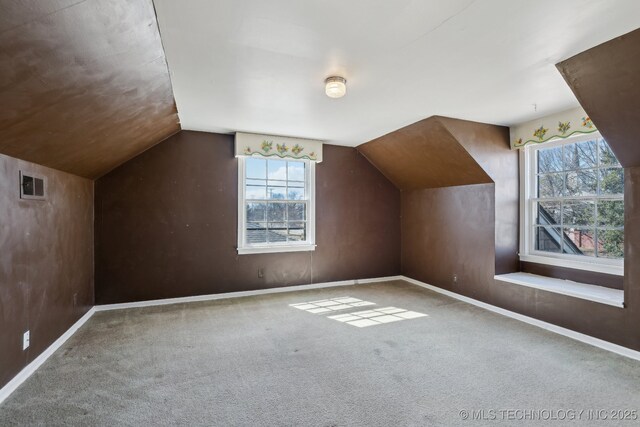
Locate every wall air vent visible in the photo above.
<box><xmin>20</xmin><ymin>171</ymin><xmax>46</xmax><ymax>200</ymax></box>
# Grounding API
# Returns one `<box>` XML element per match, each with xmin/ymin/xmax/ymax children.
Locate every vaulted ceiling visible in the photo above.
<box><xmin>0</xmin><ymin>1</ymin><xmax>639</xmax><ymax>179</ymax></box>
<box><xmin>0</xmin><ymin>0</ymin><xmax>179</xmax><ymax>179</ymax></box>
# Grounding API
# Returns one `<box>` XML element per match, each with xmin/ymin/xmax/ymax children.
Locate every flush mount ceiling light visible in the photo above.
<box><xmin>325</xmin><ymin>76</ymin><xmax>347</xmax><ymax>98</ymax></box>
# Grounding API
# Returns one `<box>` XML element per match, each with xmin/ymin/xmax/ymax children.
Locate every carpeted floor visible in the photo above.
<box><xmin>1</xmin><ymin>280</ymin><xmax>640</xmax><ymax>426</ymax></box>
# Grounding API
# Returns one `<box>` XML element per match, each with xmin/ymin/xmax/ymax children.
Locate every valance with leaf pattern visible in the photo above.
<box><xmin>510</xmin><ymin>107</ymin><xmax>598</xmax><ymax>149</ymax></box>
<box><xmin>235</xmin><ymin>132</ymin><xmax>323</xmax><ymax>162</ymax></box>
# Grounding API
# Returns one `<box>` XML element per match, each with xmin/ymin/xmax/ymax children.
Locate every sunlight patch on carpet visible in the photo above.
<box><xmin>289</xmin><ymin>297</ymin><xmax>376</xmax><ymax>314</ymax></box>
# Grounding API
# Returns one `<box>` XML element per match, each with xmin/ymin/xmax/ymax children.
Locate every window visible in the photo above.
<box><xmin>521</xmin><ymin>133</ymin><xmax>623</xmax><ymax>275</ymax></box>
<box><xmin>237</xmin><ymin>157</ymin><xmax>315</xmax><ymax>254</ymax></box>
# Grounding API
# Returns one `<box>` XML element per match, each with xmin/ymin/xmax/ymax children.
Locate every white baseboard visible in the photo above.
<box><xmin>2</xmin><ymin>273</ymin><xmax>637</xmax><ymax>407</ymax></box>
<box><xmin>1</xmin><ymin>276</ymin><xmax>401</xmax><ymax>405</ymax></box>
<box><xmin>0</xmin><ymin>307</ymin><xmax>96</xmax><ymax>405</ymax></box>
<box><xmin>400</xmin><ymin>275</ymin><xmax>640</xmax><ymax>362</ymax></box>
<box><xmin>94</xmin><ymin>276</ymin><xmax>404</xmax><ymax>312</ymax></box>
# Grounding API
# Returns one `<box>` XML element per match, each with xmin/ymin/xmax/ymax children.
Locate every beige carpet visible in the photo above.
<box><xmin>1</xmin><ymin>280</ymin><xmax>640</xmax><ymax>426</ymax></box>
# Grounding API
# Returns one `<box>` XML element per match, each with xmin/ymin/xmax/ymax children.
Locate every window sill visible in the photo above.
<box><xmin>495</xmin><ymin>272</ymin><xmax>624</xmax><ymax>308</ymax></box>
<box><xmin>237</xmin><ymin>244</ymin><xmax>316</xmax><ymax>255</ymax></box>
<box><xmin>519</xmin><ymin>254</ymin><xmax>623</xmax><ymax>276</ymax></box>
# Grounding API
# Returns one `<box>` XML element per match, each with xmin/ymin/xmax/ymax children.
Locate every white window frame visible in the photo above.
<box><xmin>237</xmin><ymin>157</ymin><xmax>316</xmax><ymax>255</ymax></box>
<box><xmin>519</xmin><ymin>132</ymin><xmax>624</xmax><ymax>276</ymax></box>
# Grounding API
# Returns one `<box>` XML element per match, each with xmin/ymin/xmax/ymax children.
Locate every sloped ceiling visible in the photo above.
<box><xmin>0</xmin><ymin>0</ymin><xmax>180</xmax><ymax>179</ymax></box>
<box><xmin>357</xmin><ymin>116</ymin><xmax>495</xmax><ymax>191</ymax></box>
<box><xmin>357</xmin><ymin>115</ymin><xmax>518</xmax><ymax>274</ymax></box>
<box><xmin>557</xmin><ymin>28</ymin><xmax>640</xmax><ymax>168</ymax></box>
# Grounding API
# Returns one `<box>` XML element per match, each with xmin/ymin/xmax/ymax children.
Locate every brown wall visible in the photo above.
<box><xmin>435</xmin><ymin>117</ymin><xmax>519</xmax><ymax>274</ymax></box>
<box><xmin>0</xmin><ymin>154</ymin><xmax>94</xmax><ymax>389</ymax></box>
<box><xmin>94</xmin><ymin>131</ymin><xmax>400</xmax><ymax>304</ymax></box>
<box><xmin>380</xmin><ymin>115</ymin><xmax>640</xmax><ymax>351</ymax></box>
<box><xmin>359</xmin><ymin>116</ymin><xmax>519</xmax><ymax>278</ymax></box>
<box><xmin>402</xmin><ymin>184</ymin><xmax>496</xmax><ymax>302</ymax></box>
<box><xmin>401</xmin><ymin>165</ymin><xmax>640</xmax><ymax>351</ymax></box>
<box><xmin>520</xmin><ymin>262</ymin><xmax>623</xmax><ymax>290</ymax></box>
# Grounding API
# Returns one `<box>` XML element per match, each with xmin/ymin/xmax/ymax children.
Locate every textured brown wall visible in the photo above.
<box><xmin>383</xmin><ymin>115</ymin><xmax>640</xmax><ymax>350</ymax></box>
<box><xmin>435</xmin><ymin>117</ymin><xmax>519</xmax><ymax>274</ymax></box>
<box><xmin>402</xmin><ymin>184</ymin><xmax>496</xmax><ymax>302</ymax></box>
<box><xmin>520</xmin><ymin>262</ymin><xmax>623</xmax><ymax>290</ymax></box>
<box><xmin>557</xmin><ymin>28</ymin><xmax>640</xmax><ymax>168</ymax></box>
<box><xmin>0</xmin><ymin>154</ymin><xmax>94</xmax><ymax>389</ymax></box>
<box><xmin>359</xmin><ymin>116</ymin><xmax>519</xmax><ymax>276</ymax></box>
<box><xmin>0</xmin><ymin>0</ymin><xmax>180</xmax><ymax>179</ymax></box>
<box><xmin>402</xmin><ymin>167</ymin><xmax>640</xmax><ymax>351</ymax></box>
<box><xmin>94</xmin><ymin>131</ymin><xmax>400</xmax><ymax>304</ymax></box>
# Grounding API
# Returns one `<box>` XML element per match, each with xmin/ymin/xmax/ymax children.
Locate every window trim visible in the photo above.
<box><xmin>519</xmin><ymin>132</ymin><xmax>624</xmax><ymax>276</ymax></box>
<box><xmin>237</xmin><ymin>157</ymin><xmax>316</xmax><ymax>255</ymax></box>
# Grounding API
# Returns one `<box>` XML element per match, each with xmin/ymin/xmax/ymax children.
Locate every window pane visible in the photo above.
<box><xmin>246</xmin><ymin>185</ymin><xmax>266</xmax><ymax>199</ymax></box>
<box><xmin>242</xmin><ymin>158</ymin><xmax>312</xmax><ymax>248</ymax></box>
<box><xmin>537</xmin><ymin>146</ymin><xmax>563</xmax><ymax>173</ymax></box>
<box><xmin>288</xmin><ymin>161</ymin><xmax>305</xmax><ymax>181</ymax></box>
<box><xmin>598</xmin><ymin>200</ymin><xmax>624</xmax><ymax>228</ymax></box>
<box><xmin>267</xmin><ymin>203</ymin><xmax>286</xmax><ymax>221</ymax></box>
<box><xmin>535</xmin><ymin>226</ymin><xmax>562</xmax><ymax>253</ymax></box>
<box><xmin>246</xmin><ymin>158</ymin><xmax>266</xmax><ymax>179</ymax></box>
<box><xmin>267</xmin><ymin>222</ymin><xmax>287</xmax><ymax>242</ymax></box>
<box><xmin>267</xmin><ymin>160</ymin><xmax>287</xmax><ymax>180</ymax></box>
<box><xmin>287</xmin><ymin>203</ymin><xmax>306</xmax><ymax>221</ymax></box>
<box><xmin>536</xmin><ymin>201</ymin><xmax>560</xmax><ymax>225</ymax></box>
<box><xmin>538</xmin><ymin>173</ymin><xmax>563</xmax><ymax>198</ymax></box>
<box><xmin>288</xmin><ymin>221</ymin><xmax>306</xmax><ymax>241</ymax></box>
<box><xmin>246</xmin><ymin>223</ymin><xmax>267</xmax><ymax>244</ymax></box>
<box><xmin>267</xmin><ymin>185</ymin><xmax>286</xmax><ymax>199</ymax></box>
<box><xmin>562</xmin><ymin>200</ymin><xmax>595</xmax><ymax>227</ymax></box>
<box><xmin>563</xmin><ymin>228</ymin><xmax>595</xmax><ymax>257</ymax></box>
<box><xmin>565</xmin><ymin>170</ymin><xmax>597</xmax><ymax>197</ymax></box>
<box><xmin>563</xmin><ymin>139</ymin><xmax>597</xmax><ymax>170</ymax></box>
<box><xmin>597</xmin><ymin>229</ymin><xmax>624</xmax><ymax>259</ymax></box>
<box><xmin>529</xmin><ymin>137</ymin><xmax>623</xmax><ymax>263</ymax></box>
<box><xmin>247</xmin><ymin>202</ymin><xmax>266</xmax><ymax>222</ymax></box>
<box><xmin>599</xmin><ymin>139</ymin><xmax>620</xmax><ymax>167</ymax></box>
<box><xmin>288</xmin><ymin>187</ymin><xmax>305</xmax><ymax>200</ymax></box>
<box><xmin>599</xmin><ymin>168</ymin><xmax>623</xmax><ymax>195</ymax></box>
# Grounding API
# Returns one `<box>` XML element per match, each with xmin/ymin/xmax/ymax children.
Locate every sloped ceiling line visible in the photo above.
<box><xmin>356</xmin><ymin>116</ymin><xmax>496</xmax><ymax>191</ymax></box>
<box><xmin>0</xmin><ymin>0</ymin><xmax>180</xmax><ymax>179</ymax></box>
<box><xmin>557</xmin><ymin>28</ymin><xmax>640</xmax><ymax>168</ymax></box>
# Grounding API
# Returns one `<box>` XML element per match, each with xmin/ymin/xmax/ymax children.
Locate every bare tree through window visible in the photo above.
<box><xmin>533</xmin><ymin>137</ymin><xmax>623</xmax><ymax>259</ymax></box>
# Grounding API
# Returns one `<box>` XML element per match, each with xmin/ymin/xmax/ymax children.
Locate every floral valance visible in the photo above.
<box><xmin>510</xmin><ymin>107</ymin><xmax>598</xmax><ymax>149</ymax></box>
<box><xmin>235</xmin><ymin>132</ymin><xmax>323</xmax><ymax>162</ymax></box>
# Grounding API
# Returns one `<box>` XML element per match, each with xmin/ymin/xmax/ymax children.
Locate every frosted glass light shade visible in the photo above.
<box><xmin>325</xmin><ymin>76</ymin><xmax>346</xmax><ymax>98</ymax></box>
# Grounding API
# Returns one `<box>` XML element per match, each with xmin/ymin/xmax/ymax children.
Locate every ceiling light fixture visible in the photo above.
<box><xmin>325</xmin><ymin>76</ymin><xmax>347</xmax><ymax>98</ymax></box>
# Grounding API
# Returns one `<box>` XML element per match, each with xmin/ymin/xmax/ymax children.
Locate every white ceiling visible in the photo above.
<box><xmin>153</xmin><ymin>0</ymin><xmax>640</xmax><ymax>146</ymax></box>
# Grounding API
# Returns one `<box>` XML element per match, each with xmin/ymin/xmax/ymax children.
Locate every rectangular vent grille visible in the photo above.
<box><xmin>20</xmin><ymin>171</ymin><xmax>46</xmax><ymax>200</ymax></box>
